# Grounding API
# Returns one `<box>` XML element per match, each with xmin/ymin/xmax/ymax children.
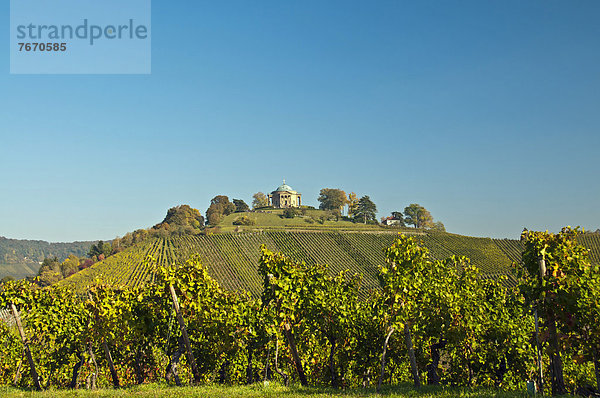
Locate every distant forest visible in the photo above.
<box><xmin>0</xmin><ymin>237</ymin><xmax>94</xmax><ymax>279</ymax></box>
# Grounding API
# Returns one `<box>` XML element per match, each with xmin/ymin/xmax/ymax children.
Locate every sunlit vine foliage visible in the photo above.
<box><xmin>0</xmin><ymin>229</ymin><xmax>597</xmax><ymax>392</ymax></box>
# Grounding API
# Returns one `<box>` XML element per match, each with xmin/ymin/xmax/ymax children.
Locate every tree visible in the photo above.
<box><xmin>353</xmin><ymin>196</ymin><xmax>377</xmax><ymax>224</ymax></box>
<box><xmin>391</xmin><ymin>211</ymin><xmax>403</xmax><ymax>220</ymax></box>
<box><xmin>233</xmin><ymin>199</ymin><xmax>250</xmax><ymax>213</ymax></box>
<box><xmin>60</xmin><ymin>255</ymin><xmax>80</xmax><ymax>278</ymax></box>
<box><xmin>88</xmin><ymin>241</ymin><xmax>112</xmax><ymax>259</ymax></box>
<box><xmin>347</xmin><ymin>192</ymin><xmax>358</xmax><ymax>218</ymax></box>
<box><xmin>206</xmin><ymin>196</ymin><xmax>236</xmax><ymax>225</ymax></box>
<box><xmin>389</xmin><ymin>211</ymin><xmax>406</xmax><ymax>227</ymax></box>
<box><xmin>252</xmin><ymin>192</ymin><xmax>269</xmax><ymax>209</ymax></box>
<box><xmin>318</xmin><ymin>188</ymin><xmax>348</xmax><ymax>213</ymax></box>
<box><xmin>154</xmin><ymin>204</ymin><xmax>205</xmax><ymax>234</ymax></box>
<box><xmin>404</xmin><ymin>204</ymin><xmax>434</xmax><ymax>229</ymax></box>
<box><xmin>210</xmin><ymin>195</ymin><xmax>236</xmax><ymax>215</ymax></box>
<box><xmin>432</xmin><ymin>221</ymin><xmax>446</xmax><ymax>232</ymax></box>
<box><xmin>110</xmin><ymin>237</ymin><xmax>123</xmax><ymax>254</ymax></box>
<box><xmin>37</xmin><ymin>257</ymin><xmax>62</xmax><ymax>286</ymax></box>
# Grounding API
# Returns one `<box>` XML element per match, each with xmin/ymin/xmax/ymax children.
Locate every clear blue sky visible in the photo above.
<box><xmin>1</xmin><ymin>1</ymin><xmax>599</xmax><ymax>242</ymax></box>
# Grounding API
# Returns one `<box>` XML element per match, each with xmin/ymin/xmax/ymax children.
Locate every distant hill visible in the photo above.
<box><xmin>60</xmin><ymin>231</ymin><xmax>600</xmax><ymax>295</ymax></box>
<box><xmin>0</xmin><ymin>237</ymin><xmax>94</xmax><ymax>280</ymax></box>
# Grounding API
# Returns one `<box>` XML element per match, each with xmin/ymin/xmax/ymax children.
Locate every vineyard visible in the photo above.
<box><xmin>58</xmin><ymin>231</ymin><xmax>600</xmax><ymax>295</ymax></box>
<box><xmin>1</xmin><ymin>229</ymin><xmax>599</xmax><ymax>394</ymax></box>
<box><xmin>0</xmin><ymin>228</ymin><xmax>599</xmax><ymax>396</ymax></box>
<box><xmin>56</xmin><ymin>230</ymin><xmax>543</xmax><ymax>294</ymax></box>
<box><xmin>491</xmin><ymin>234</ymin><xmax>600</xmax><ymax>269</ymax></box>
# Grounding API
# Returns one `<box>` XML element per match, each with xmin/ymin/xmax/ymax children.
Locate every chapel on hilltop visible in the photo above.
<box><xmin>268</xmin><ymin>180</ymin><xmax>302</xmax><ymax>208</ymax></box>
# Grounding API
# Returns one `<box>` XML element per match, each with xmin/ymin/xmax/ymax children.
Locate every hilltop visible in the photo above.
<box><xmin>216</xmin><ymin>208</ymin><xmax>384</xmax><ymax>232</ymax></box>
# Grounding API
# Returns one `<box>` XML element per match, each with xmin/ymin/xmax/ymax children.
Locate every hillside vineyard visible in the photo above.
<box><xmin>2</xmin><ymin>229</ymin><xmax>599</xmax><ymax>392</ymax></box>
<box><xmin>58</xmin><ymin>231</ymin><xmax>600</xmax><ymax>294</ymax></box>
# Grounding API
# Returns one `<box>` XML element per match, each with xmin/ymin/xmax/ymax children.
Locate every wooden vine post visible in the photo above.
<box><xmin>10</xmin><ymin>303</ymin><xmax>43</xmax><ymax>391</ymax></box>
<box><xmin>169</xmin><ymin>283</ymin><xmax>201</xmax><ymax>383</ymax></box>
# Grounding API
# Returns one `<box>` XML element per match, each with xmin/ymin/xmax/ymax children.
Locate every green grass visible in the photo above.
<box><xmin>0</xmin><ymin>382</ymin><xmax>535</xmax><ymax>398</ymax></box>
<box><xmin>217</xmin><ymin>210</ymin><xmax>385</xmax><ymax>232</ymax></box>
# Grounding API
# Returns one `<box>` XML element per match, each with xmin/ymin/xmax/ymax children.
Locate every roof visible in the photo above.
<box><xmin>273</xmin><ymin>180</ymin><xmax>297</xmax><ymax>193</ymax></box>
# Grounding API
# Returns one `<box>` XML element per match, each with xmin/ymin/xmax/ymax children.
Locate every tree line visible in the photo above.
<box><xmin>316</xmin><ymin>188</ymin><xmax>444</xmax><ymax>230</ymax></box>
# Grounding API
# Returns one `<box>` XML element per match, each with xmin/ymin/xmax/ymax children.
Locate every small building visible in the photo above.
<box><xmin>269</xmin><ymin>180</ymin><xmax>302</xmax><ymax>208</ymax></box>
<box><xmin>381</xmin><ymin>216</ymin><xmax>403</xmax><ymax>226</ymax></box>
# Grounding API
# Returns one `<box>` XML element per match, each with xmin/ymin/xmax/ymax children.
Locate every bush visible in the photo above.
<box><xmin>233</xmin><ymin>215</ymin><xmax>255</xmax><ymax>226</ymax></box>
<box><xmin>283</xmin><ymin>208</ymin><xmax>297</xmax><ymax>219</ymax></box>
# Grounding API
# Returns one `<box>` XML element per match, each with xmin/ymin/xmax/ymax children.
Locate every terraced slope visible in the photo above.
<box><xmin>492</xmin><ymin>233</ymin><xmax>600</xmax><ymax>266</ymax></box>
<box><xmin>580</xmin><ymin>233</ymin><xmax>600</xmax><ymax>265</ymax></box>
<box><xmin>59</xmin><ymin>239</ymin><xmax>165</xmax><ymax>289</ymax></box>
<box><xmin>59</xmin><ymin>231</ymin><xmax>600</xmax><ymax>296</ymax></box>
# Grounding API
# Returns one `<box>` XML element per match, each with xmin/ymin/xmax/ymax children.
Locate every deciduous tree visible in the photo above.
<box><xmin>60</xmin><ymin>255</ymin><xmax>80</xmax><ymax>278</ymax></box>
<box><xmin>252</xmin><ymin>192</ymin><xmax>269</xmax><ymax>209</ymax></box>
<box><xmin>318</xmin><ymin>188</ymin><xmax>348</xmax><ymax>213</ymax></box>
<box><xmin>154</xmin><ymin>205</ymin><xmax>205</xmax><ymax>233</ymax></box>
<box><xmin>233</xmin><ymin>199</ymin><xmax>250</xmax><ymax>213</ymax></box>
<box><xmin>432</xmin><ymin>221</ymin><xmax>445</xmax><ymax>232</ymax></box>
<box><xmin>206</xmin><ymin>196</ymin><xmax>236</xmax><ymax>225</ymax></box>
<box><xmin>403</xmin><ymin>204</ymin><xmax>434</xmax><ymax>229</ymax></box>
<box><xmin>88</xmin><ymin>241</ymin><xmax>112</xmax><ymax>259</ymax></box>
<box><xmin>37</xmin><ymin>257</ymin><xmax>62</xmax><ymax>286</ymax></box>
<box><xmin>347</xmin><ymin>192</ymin><xmax>358</xmax><ymax>218</ymax></box>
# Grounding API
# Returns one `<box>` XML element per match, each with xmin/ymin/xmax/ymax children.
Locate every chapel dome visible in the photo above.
<box><xmin>274</xmin><ymin>180</ymin><xmax>295</xmax><ymax>193</ymax></box>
